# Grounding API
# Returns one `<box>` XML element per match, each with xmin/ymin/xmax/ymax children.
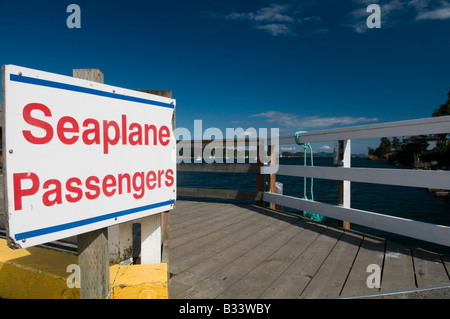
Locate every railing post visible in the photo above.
<box><xmin>338</xmin><ymin>140</ymin><xmax>351</xmax><ymax>230</ymax></box>
<box><xmin>256</xmin><ymin>138</ymin><xmax>265</xmax><ymax>207</ymax></box>
<box><xmin>268</xmin><ymin>144</ymin><xmax>282</xmax><ymax>210</ymax></box>
<box><xmin>140</xmin><ymin>214</ymin><xmax>162</xmax><ymax>264</ymax></box>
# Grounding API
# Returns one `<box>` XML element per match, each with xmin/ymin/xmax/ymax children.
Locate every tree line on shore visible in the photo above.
<box><xmin>367</xmin><ymin>88</ymin><xmax>450</xmax><ymax>169</ymax></box>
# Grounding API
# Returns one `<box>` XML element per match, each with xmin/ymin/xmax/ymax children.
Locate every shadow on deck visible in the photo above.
<box><xmin>169</xmin><ymin>200</ymin><xmax>450</xmax><ymax>299</ymax></box>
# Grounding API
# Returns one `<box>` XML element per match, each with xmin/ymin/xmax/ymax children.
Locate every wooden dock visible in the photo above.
<box><xmin>169</xmin><ymin>200</ymin><xmax>450</xmax><ymax>299</ymax></box>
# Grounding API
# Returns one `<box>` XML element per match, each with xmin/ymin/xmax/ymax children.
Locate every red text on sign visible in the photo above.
<box><xmin>22</xmin><ymin>103</ymin><xmax>171</xmax><ymax>154</ymax></box>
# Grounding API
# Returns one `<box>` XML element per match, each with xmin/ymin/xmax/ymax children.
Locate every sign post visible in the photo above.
<box><xmin>73</xmin><ymin>69</ymin><xmax>109</xmax><ymax>299</ymax></box>
<box><xmin>1</xmin><ymin>65</ymin><xmax>176</xmax><ymax>298</ymax></box>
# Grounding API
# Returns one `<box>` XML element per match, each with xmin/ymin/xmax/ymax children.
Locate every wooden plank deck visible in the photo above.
<box><xmin>169</xmin><ymin>200</ymin><xmax>450</xmax><ymax>299</ymax></box>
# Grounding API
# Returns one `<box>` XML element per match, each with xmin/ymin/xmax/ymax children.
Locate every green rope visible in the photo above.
<box><xmin>295</xmin><ymin>131</ymin><xmax>324</xmax><ymax>222</ymax></box>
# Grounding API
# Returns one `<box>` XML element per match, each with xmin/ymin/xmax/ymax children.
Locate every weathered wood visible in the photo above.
<box><xmin>172</xmin><ymin>212</ymin><xmax>297</xmax><ymax>295</ymax></box>
<box><xmin>73</xmin><ymin>68</ymin><xmax>104</xmax><ymax>83</ymax></box>
<box><xmin>300</xmin><ymin>231</ymin><xmax>362</xmax><ymax>298</ymax></box>
<box><xmin>169</xmin><ymin>201</ymin><xmax>223</xmax><ymax>227</ymax></box>
<box><xmin>108</xmin><ymin>221</ymin><xmax>133</xmax><ymax>263</ymax></box>
<box><xmin>170</xmin><ymin>206</ymin><xmax>256</xmax><ymax>252</ymax></box>
<box><xmin>412</xmin><ymin>248</ymin><xmax>450</xmax><ymax>288</ymax></box>
<box><xmin>169</xmin><ymin>200</ymin><xmax>450</xmax><ymax>299</ymax></box>
<box><xmin>217</xmin><ymin>222</ymin><xmax>325</xmax><ymax>299</ymax></box>
<box><xmin>134</xmin><ymin>89</ymin><xmax>172</xmax><ymax>98</ymax></box>
<box><xmin>340</xmin><ymin>234</ymin><xmax>385</xmax><ymax>296</ymax></box>
<box><xmin>381</xmin><ymin>241</ymin><xmax>416</xmax><ymax>292</ymax></box>
<box><xmin>258</xmin><ymin>227</ymin><xmax>342</xmax><ymax>298</ymax></box>
<box><xmin>77</xmin><ymin>228</ymin><xmax>110</xmax><ymax>299</ymax></box>
<box><xmin>74</xmin><ymin>68</ymin><xmax>110</xmax><ymax>299</ymax></box>
<box><xmin>175</xmin><ymin>214</ymin><xmax>302</xmax><ymax>298</ymax></box>
<box><xmin>170</xmin><ymin>210</ymin><xmax>267</xmax><ymax>277</ymax></box>
<box><xmin>170</xmin><ymin>205</ymin><xmax>242</xmax><ymax>240</ymax></box>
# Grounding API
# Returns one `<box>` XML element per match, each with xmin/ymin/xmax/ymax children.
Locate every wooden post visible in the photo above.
<box><xmin>77</xmin><ymin>228</ymin><xmax>110</xmax><ymax>298</ymax></box>
<box><xmin>108</xmin><ymin>221</ymin><xmax>133</xmax><ymax>264</ymax></box>
<box><xmin>74</xmin><ymin>69</ymin><xmax>110</xmax><ymax>299</ymax></box>
<box><xmin>337</xmin><ymin>140</ymin><xmax>351</xmax><ymax>230</ymax></box>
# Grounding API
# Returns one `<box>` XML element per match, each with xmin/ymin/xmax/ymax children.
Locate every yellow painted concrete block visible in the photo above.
<box><xmin>0</xmin><ymin>238</ymin><xmax>80</xmax><ymax>299</ymax></box>
<box><xmin>109</xmin><ymin>263</ymin><xmax>168</xmax><ymax>299</ymax></box>
<box><xmin>0</xmin><ymin>238</ymin><xmax>168</xmax><ymax>299</ymax></box>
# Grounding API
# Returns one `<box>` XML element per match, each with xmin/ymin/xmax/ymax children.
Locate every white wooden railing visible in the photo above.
<box><xmin>261</xmin><ymin>115</ymin><xmax>450</xmax><ymax>247</ymax></box>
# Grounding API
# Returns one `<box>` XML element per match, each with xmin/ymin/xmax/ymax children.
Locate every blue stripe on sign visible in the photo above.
<box><xmin>10</xmin><ymin>73</ymin><xmax>174</xmax><ymax>109</ymax></box>
<box><xmin>14</xmin><ymin>199</ymin><xmax>175</xmax><ymax>241</ymax></box>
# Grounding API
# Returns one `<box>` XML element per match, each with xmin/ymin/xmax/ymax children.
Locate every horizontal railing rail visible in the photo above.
<box><xmin>176</xmin><ymin>115</ymin><xmax>450</xmax><ymax>247</ymax></box>
<box><xmin>261</xmin><ymin>165</ymin><xmax>450</xmax><ymax>190</ymax></box>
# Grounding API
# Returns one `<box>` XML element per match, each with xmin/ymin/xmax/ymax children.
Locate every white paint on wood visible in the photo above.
<box><xmin>277</xmin><ymin>115</ymin><xmax>450</xmax><ymax>144</ymax></box>
<box><xmin>263</xmin><ymin>192</ymin><xmax>450</xmax><ymax>247</ymax></box>
<box><xmin>342</xmin><ymin>140</ymin><xmax>351</xmax><ymax>209</ymax></box>
<box><xmin>262</xmin><ymin>165</ymin><xmax>450</xmax><ymax>190</ymax></box>
<box><xmin>140</xmin><ymin>213</ymin><xmax>161</xmax><ymax>264</ymax></box>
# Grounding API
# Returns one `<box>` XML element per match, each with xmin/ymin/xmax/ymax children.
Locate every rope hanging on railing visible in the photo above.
<box><xmin>294</xmin><ymin>131</ymin><xmax>324</xmax><ymax>222</ymax></box>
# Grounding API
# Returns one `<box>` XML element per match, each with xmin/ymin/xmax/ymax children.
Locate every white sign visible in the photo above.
<box><xmin>2</xmin><ymin>65</ymin><xmax>176</xmax><ymax>248</ymax></box>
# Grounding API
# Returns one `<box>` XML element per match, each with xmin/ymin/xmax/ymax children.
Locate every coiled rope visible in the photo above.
<box><xmin>294</xmin><ymin>131</ymin><xmax>324</xmax><ymax>222</ymax></box>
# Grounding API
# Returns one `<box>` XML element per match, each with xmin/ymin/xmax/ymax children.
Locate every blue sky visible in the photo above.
<box><xmin>1</xmin><ymin>0</ymin><xmax>450</xmax><ymax>153</ymax></box>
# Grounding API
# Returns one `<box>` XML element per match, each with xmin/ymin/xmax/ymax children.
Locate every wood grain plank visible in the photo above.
<box><xmin>339</xmin><ymin>234</ymin><xmax>385</xmax><ymax>297</ymax></box>
<box><xmin>171</xmin><ymin>205</ymin><xmax>242</xmax><ymax>238</ymax></box>
<box><xmin>172</xmin><ymin>214</ymin><xmax>299</xmax><ymax>297</ymax></box>
<box><xmin>217</xmin><ymin>221</ymin><xmax>326</xmax><ymax>299</ymax></box>
<box><xmin>412</xmin><ymin>248</ymin><xmax>450</xmax><ymax>288</ymax></box>
<box><xmin>381</xmin><ymin>241</ymin><xmax>416</xmax><ymax>292</ymax></box>
<box><xmin>178</xmin><ymin>218</ymin><xmax>306</xmax><ymax>298</ymax></box>
<box><xmin>258</xmin><ymin>227</ymin><xmax>342</xmax><ymax>299</ymax></box>
<box><xmin>170</xmin><ymin>211</ymin><xmax>288</xmax><ymax>283</ymax></box>
<box><xmin>170</xmin><ymin>206</ymin><xmax>261</xmax><ymax>253</ymax></box>
<box><xmin>300</xmin><ymin>231</ymin><xmax>363</xmax><ymax>298</ymax></box>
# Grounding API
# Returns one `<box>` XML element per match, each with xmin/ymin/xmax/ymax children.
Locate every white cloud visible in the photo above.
<box><xmin>256</xmin><ymin>23</ymin><xmax>293</xmax><ymax>36</ymax></box>
<box><xmin>224</xmin><ymin>3</ymin><xmax>327</xmax><ymax>37</ymax></box>
<box><xmin>416</xmin><ymin>7</ymin><xmax>450</xmax><ymax>20</ymax></box>
<box><xmin>226</xmin><ymin>4</ymin><xmax>296</xmax><ymax>36</ymax></box>
<box><xmin>250</xmin><ymin>111</ymin><xmax>379</xmax><ymax>130</ymax></box>
<box><xmin>226</xmin><ymin>4</ymin><xmax>293</xmax><ymax>23</ymax></box>
<box><xmin>320</xmin><ymin>145</ymin><xmax>331</xmax><ymax>151</ymax></box>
